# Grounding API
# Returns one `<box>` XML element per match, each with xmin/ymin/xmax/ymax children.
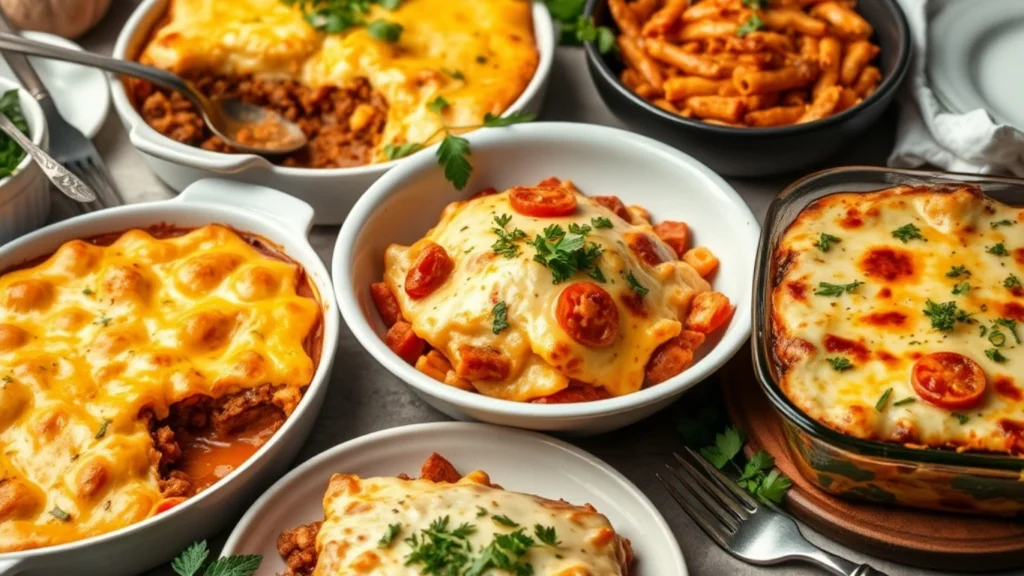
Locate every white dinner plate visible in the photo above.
<box><xmin>221</xmin><ymin>422</ymin><xmax>688</xmax><ymax>575</ymax></box>
<box><xmin>929</xmin><ymin>0</ymin><xmax>1024</xmax><ymax>129</ymax></box>
<box><xmin>0</xmin><ymin>31</ymin><xmax>111</xmax><ymax>139</ymax></box>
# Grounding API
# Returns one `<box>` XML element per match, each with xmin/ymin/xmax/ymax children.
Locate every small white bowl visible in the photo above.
<box><xmin>110</xmin><ymin>0</ymin><xmax>556</xmax><ymax>225</ymax></box>
<box><xmin>333</xmin><ymin>122</ymin><xmax>759</xmax><ymax>435</ymax></box>
<box><xmin>0</xmin><ymin>77</ymin><xmax>49</xmax><ymax>246</ymax></box>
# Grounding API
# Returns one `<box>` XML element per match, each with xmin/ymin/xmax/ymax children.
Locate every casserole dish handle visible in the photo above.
<box><xmin>0</xmin><ymin>559</ymin><xmax>23</xmax><ymax>575</ymax></box>
<box><xmin>176</xmin><ymin>178</ymin><xmax>315</xmax><ymax>236</ymax></box>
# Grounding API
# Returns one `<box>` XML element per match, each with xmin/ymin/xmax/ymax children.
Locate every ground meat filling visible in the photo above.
<box><xmin>278</xmin><ymin>521</ymin><xmax>322</xmax><ymax>576</ymax></box>
<box><xmin>135</xmin><ymin>74</ymin><xmax>388</xmax><ymax>168</ymax></box>
<box><xmin>147</xmin><ymin>384</ymin><xmax>289</xmax><ymax>499</ymax></box>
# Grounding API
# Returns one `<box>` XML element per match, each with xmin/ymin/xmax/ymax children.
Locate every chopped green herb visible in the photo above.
<box><xmin>283</xmin><ymin>0</ymin><xmax>402</xmax><ymax>34</ymax></box>
<box><xmin>378</xmin><ymin>523</ymin><xmax>401</xmax><ymax>548</ymax></box>
<box><xmin>624</xmin><ymin>270</ymin><xmax>649</xmax><ymax>297</ymax></box>
<box><xmin>1005</xmin><ymin>274</ymin><xmax>1022</xmax><ymax>290</ymax></box>
<box><xmin>530</xmin><ymin>225</ymin><xmax>605</xmax><ymax>284</ymax></box>
<box><xmin>171</xmin><ymin>541</ymin><xmax>209</xmax><ymax>576</ymax></box>
<box><xmin>568</xmin><ymin>222</ymin><xmax>592</xmax><ymax>236</ymax></box>
<box><xmin>82</xmin><ymin>288</ymin><xmax>94</xmax><ymax>296</ymax></box>
<box><xmin>170</xmin><ymin>540</ymin><xmax>261</xmax><ymax>576</ymax></box>
<box><xmin>481</xmin><ymin>110</ymin><xmax>537</xmax><ymax>127</ymax></box>
<box><xmin>741</xmin><ymin>0</ymin><xmax>765</xmax><ymax>8</ymax></box>
<box><xmin>0</xmin><ymin>89</ymin><xmax>27</xmax><ymax>178</ymax></box>
<box><xmin>476</xmin><ymin>506</ymin><xmax>488</xmax><ymax>517</ymax></box>
<box><xmin>875</xmin><ymin>388</ymin><xmax>893</xmax><ymax>411</ymax></box>
<box><xmin>946</xmin><ymin>265</ymin><xmax>969</xmax><ymax>278</ymax></box>
<box><xmin>985</xmin><ymin>348</ymin><xmax>1008</xmax><ymax>363</ymax></box>
<box><xmin>736</xmin><ymin>13</ymin><xmax>763</xmax><ymax>37</ymax></box>
<box><xmin>989</xmin><ymin>329</ymin><xmax>1006</xmax><ymax>348</ymax></box>
<box><xmin>366</xmin><ymin>19</ymin><xmax>403</xmax><ymax>41</ymax></box>
<box><xmin>995</xmin><ymin>318</ymin><xmax>1021</xmax><ymax>344</ymax></box>
<box><xmin>991</xmin><ymin>219</ymin><xmax>1014</xmax><ymax>228</ymax></box>
<box><xmin>923</xmin><ymin>299</ymin><xmax>971</xmax><ymax>332</ymax></box>
<box><xmin>95</xmin><ymin>419</ymin><xmax>111</xmax><ymax>440</ymax></box>
<box><xmin>491</xmin><ymin>214</ymin><xmax>527</xmax><ymax>258</ymax></box>
<box><xmin>2</xmin><ymin>375</ymin><xmax>11</xmax><ymax>383</ymax></box>
<box><xmin>952</xmin><ymin>412</ymin><xmax>970</xmax><ymax>424</ymax></box>
<box><xmin>591</xmin><ymin>216</ymin><xmax>613</xmax><ymax>229</ymax></box>
<box><xmin>893</xmin><ymin>397</ymin><xmax>916</xmax><ymax>407</ymax></box>
<box><xmin>814</xmin><ymin>233</ymin><xmax>841</xmax><ymax>253</ymax></box>
<box><xmin>827</xmin><ymin>357</ymin><xmax>853</xmax><ymax>372</ymax></box>
<box><xmin>94</xmin><ymin>316</ymin><xmax>112</xmax><ymax>327</ymax></box>
<box><xmin>50</xmin><ymin>506</ymin><xmax>70</xmax><ymax>522</ymax></box>
<box><xmin>492</xmin><ymin>301</ymin><xmax>509</xmax><ymax>334</ymax></box>
<box><xmin>492</xmin><ymin>514</ymin><xmax>519</xmax><ymax>527</ymax></box>
<box><xmin>699</xmin><ymin>427</ymin><xmax>744</xmax><ymax>469</ymax></box>
<box><xmin>980</xmin><ymin>325</ymin><xmax>988</xmax><ymax>337</ymax></box>
<box><xmin>952</xmin><ymin>282</ymin><xmax>970</xmax><ymax>296</ymax></box>
<box><xmin>892</xmin><ymin>223</ymin><xmax>926</xmax><ymax>243</ymax></box>
<box><xmin>443</xmin><ymin>68</ymin><xmax>464</xmax><ymax>80</ymax></box>
<box><xmin>814</xmin><ymin>280</ymin><xmax>863</xmax><ymax>297</ymax></box>
<box><xmin>383</xmin><ymin>142</ymin><xmax>423</xmax><ymax>160</ymax></box>
<box><xmin>987</xmin><ymin>243</ymin><xmax>1009</xmax><ymax>256</ymax></box>
<box><xmin>533</xmin><ymin>525</ymin><xmax>560</xmax><ymax>547</ymax></box>
<box><xmin>691</xmin><ymin>426</ymin><xmax>792</xmax><ymax>505</ymax></box>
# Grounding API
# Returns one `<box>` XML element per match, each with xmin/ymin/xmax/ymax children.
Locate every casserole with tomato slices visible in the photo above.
<box><xmin>771</xmin><ymin>183</ymin><xmax>1024</xmax><ymax>455</ymax></box>
<box><xmin>276</xmin><ymin>452</ymin><xmax>634</xmax><ymax>575</ymax></box>
<box><xmin>0</xmin><ymin>224</ymin><xmax>322</xmax><ymax>551</ymax></box>
<box><xmin>369</xmin><ymin>177</ymin><xmax>733</xmax><ymax>403</ymax></box>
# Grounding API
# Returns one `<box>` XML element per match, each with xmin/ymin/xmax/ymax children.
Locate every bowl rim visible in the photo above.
<box><xmin>109</xmin><ymin>0</ymin><xmax>556</xmax><ymax>178</ymax></box>
<box><xmin>333</xmin><ymin>121</ymin><xmax>758</xmax><ymax>421</ymax></box>
<box><xmin>581</xmin><ymin>0</ymin><xmax>912</xmax><ymax>136</ymax></box>
<box><xmin>0</xmin><ymin>77</ymin><xmax>47</xmax><ymax>189</ymax></box>
<box><xmin>0</xmin><ymin>188</ymin><xmax>340</xmax><ymax>560</ymax></box>
<box><xmin>752</xmin><ymin>165</ymin><xmax>1024</xmax><ymax>472</ymax></box>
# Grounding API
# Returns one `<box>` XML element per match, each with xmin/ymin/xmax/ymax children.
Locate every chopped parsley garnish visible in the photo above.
<box><xmin>946</xmin><ymin>265</ymin><xmax>969</xmax><ymax>278</ymax></box>
<box><xmin>476</xmin><ymin>506</ymin><xmax>488</xmax><ymax>517</ymax></box>
<box><xmin>491</xmin><ymin>214</ymin><xmax>527</xmax><ymax>258</ymax></box>
<box><xmin>991</xmin><ymin>219</ymin><xmax>1014</xmax><ymax>228</ymax></box>
<box><xmin>892</xmin><ymin>223</ymin><xmax>926</xmax><ymax>243</ymax></box>
<box><xmin>827</xmin><ymin>357</ymin><xmax>853</xmax><ymax>372</ymax></box>
<box><xmin>689</xmin><ymin>426</ymin><xmax>792</xmax><ymax>505</ymax></box>
<box><xmin>443</xmin><ymin>68</ymin><xmax>464</xmax><ymax>80</ymax></box>
<box><xmin>736</xmin><ymin>13</ymin><xmax>763</xmax><ymax>37</ymax></box>
<box><xmin>989</xmin><ymin>329</ymin><xmax>1006</xmax><ymax>347</ymax></box>
<box><xmin>0</xmin><ymin>89</ymin><xmax>27</xmax><ymax>178</ymax></box>
<box><xmin>49</xmin><ymin>507</ymin><xmax>70</xmax><ymax>522</ymax></box>
<box><xmin>171</xmin><ymin>541</ymin><xmax>261</xmax><ymax>576</ymax></box>
<box><xmin>378</xmin><ymin>523</ymin><xmax>401</xmax><ymax>548</ymax></box>
<box><xmin>1005</xmin><ymin>274</ymin><xmax>1022</xmax><ymax>290</ymax></box>
<box><xmin>814</xmin><ymin>233</ymin><xmax>841</xmax><ymax>253</ymax></box>
<box><xmin>995</xmin><ymin>318</ymin><xmax>1021</xmax><ymax>344</ymax></box>
<box><xmin>545</xmin><ymin>0</ymin><xmax>616</xmax><ymax>53</ymax></box>
<box><xmin>534</xmin><ymin>525</ymin><xmax>560</xmax><ymax>547</ymax></box>
<box><xmin>94</xmin><ymin>315</ymin><xmax>112</xmax><ymax>327</ymax></box>
<box><xmin>366</xmin><ymin>19</ymin><xmax>403</xmax><ymax>41</ymax></box>
<box><xmin>530</xmin><ymin>224</ymin><xmax>605</xmax><ymax>284</ymax></box>
<box><xmin>893</xmin><ymin>397</ymin><xmax>916</xmax><ymax>407</ymax></box>
<box><xmin>282</xmin><ymin>0</ymin><xmax>401</xmax><ymax>34</ymax></box>
<box><xmin>404</xmin><ymin>516</ymin><xmax>478</xmax><ymax>574</ymax></box>
<box><xmin>82</xmin><ymin>288</ymin><xmax>94</xmax><ymax>296</ymax></box>
<box><xmin>2</xmin><ymin>375</ymin><xmax>11</xmax><ymax>383</ymax></box>
<box><xmin>624</xmin><ymin>270</ymin><xmax>649</xmax><ymax>297</ymax></box>
<box><xmin>952</xmin><ymin>282</ymin><xmax>970</xmax><ymax>296</ymax></box>
<box><xmin>95</xmin><ymin>419</ymin><xmax>111</xmax><ymax>440</ymax></box>
<box><xmin>987</xmin><ymin>243</ymin><xmax>1009</xmax><ymax>256</ymax></box>
<box><xmin>492</xmin><ymin>514</ymin><xmax>519</xmax><ymax>527</ymax></box>
<box><xmin>814</xmin><ymin>280</ymin><xmax>863</xmax><ymax>297</ymax></box>
<box><xmin>383</xmin><ymin>142</ymin><xmax>423</xmax><ymax>160</ymax></box>
<box><xmin>591</xmin><ymin>216</ymin><xmax>613</xmax><ymax>229</ymax></box>
<box><xmin>567</xmin><ymin>222</ymin><xmax>592</xmax><ymax>236</ymax></box>
<box><xmin>952</xmin><ymin>412</ymin><xmax>970</xmax><ymax>424</ymax></box>
<box><xmin>875</xmin><ymin>388</ymin><xmax>893</xmax><ymax>411</ymax></box>
<box><xmin>986</xmin><ymin>349</ymin><xmax>1008</xmax><ymax>363</ymax></box>
<box><xmin>491</xmin><ymin>301</ymin><xmax>509</xmax><ymax>334</ymax></box>
<box><xmin>923</xmin><ymin>299</ymin><xmax>972</xmax><ymax>332</ymax></box>
<box><xmin>742</xmin><ymin>0</ymin><xmax>765</xmax><ymax>8</ymax></box>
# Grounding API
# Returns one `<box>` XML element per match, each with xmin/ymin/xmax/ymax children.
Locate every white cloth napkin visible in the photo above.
<box><xmin>887</xmin><ymin>0</ymin><xmax>1024</xmax><ymax>177</ymax></box>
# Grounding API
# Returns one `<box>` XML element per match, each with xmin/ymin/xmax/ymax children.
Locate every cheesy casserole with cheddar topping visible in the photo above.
<box><xmin>0</xmin><ymin>225</ymin><xmax>322</xmax><ymax>551</ymax></box>
<box><xmin>276</xmin><ymin>453</ymin><xmax>634</xmax><ymax>575</ymax></box>
<box><xmin>131</xmin><ymin>0</ymin><xmax>539</xmax><ymax>168</ymax></box>
<box><xmin>772</xmin><ymin>184</ymin><xmax>1024</xmax><ymax>455</ymax></box>
<box><xmin>370</xmin><ymin>178</ymin><xmax>734</xmax><ymax>403</ymax></box>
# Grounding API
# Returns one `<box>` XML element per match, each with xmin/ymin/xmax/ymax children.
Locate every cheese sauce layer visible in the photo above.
<box><xmin>138</xmin><ymin>0</ymin><xmax>539</xmax><ymax>160</ymax></box>
<box><xmin>316</xmin><ymin>471</ymin><xmax>630</xmax><ymax>575</ymax></box>
<box><xmin>772</xmin><ymin>184</ymin><xmax>1024</xmax><ymax>454</ymax></box>
<box><xmin>384</xmin><ymin>188</ymin><xmax>711</xmax><ymax>401</ymax></box>
<box><xmin>0</xmin><ymin>225</ymin><xmax>320</xmax><ymax>551</ymax></box>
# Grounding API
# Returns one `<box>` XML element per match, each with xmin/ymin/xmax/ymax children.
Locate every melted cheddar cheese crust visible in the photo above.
<box><xmin>383</xmin><ymin>185</ymin><xmax>713</xmax><ymax>402</ymax></box>
<box><xmin>0</xmin><ymin>225</ymin><xmax>321</xmax><ymax>551</ymax></box>
<box><xmin>138</xmin><ymin>0</ymin><xmax>539</xmax><ymax>160</ymax></box>
<box><xmin>772</xmin><ymin>185</ymin><xmax>1024</xmax><ymax>454</ymax></box>
<box><xmin>316</xmin><ymin>469</ymin><xmax>631</xmax><ymax>575</ymax></box>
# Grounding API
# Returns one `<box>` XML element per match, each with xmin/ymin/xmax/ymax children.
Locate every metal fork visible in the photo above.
<box><xmin>657</xmin><ymin>448</ymin><xmax>886</xmax><ymax>576</ymax></box>
<box><xmin>0</xmin><ymin>8</ymin><xmax>122</xmax><ymax>214</ymax></box>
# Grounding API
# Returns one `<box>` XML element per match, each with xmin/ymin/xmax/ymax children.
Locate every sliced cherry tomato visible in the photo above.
<box><xmin>155</xmin><ymin>497</ymin><xmax>187</xmax><ymax>515</ymax></box>
<box><xmin>536</xmin><ymin>177</ymin><xmax>562</xmax><ymax>187</ymax></box>
<box><xmin>533</xmin><ymin>384</ymin><xmax>611</xmax><ymax>403</ymax></box>
<box><xmin>592</xmin><ymin>195</ymin><xmax>633</xmax><ymax>223</ymax></box>
<box><xmin>385</xmin><ymin>321</ymin><xmax>426</xmax><ymax>364</ymax></box>
<box><xmin>556</xmin><ymin>282</ymin><xmax>619</xmax><ymax>347</ymax></box>
<box><xmin>653</xmin><ymin>221</ymin><xmax>689</xmax><ymax>258</ymax></box>
<box><xmin>509</xmin><ymin>185</ymin><xmax>577</xmax><ymax>217</ymax></box>
<box><xmin>625</xmin><ymin>232</ymin><xmax>668</xmax><ymax>267</ymax></box>
<box><xmin>686</xmin><ymin>292</ymin><xmax>733</xmax><ymax>334</ymax></box>
<box><xmin>370</xmin><ymin>282</ymin><xmax>403</xmax><ymax>326</ymax></box>
<box><xmin>911</xmin><ymin>352</ymin><xmax>987</xmax><ymax>410</ymax></box>
<box><xmin>405</xmin><ymin>242</ymin><xmax>454</xmax><ymax>299</ymax></box>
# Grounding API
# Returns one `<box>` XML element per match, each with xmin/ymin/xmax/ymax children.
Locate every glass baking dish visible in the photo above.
<box><xmin>753</xmin><ymin>166</ymin><xmax>1024</xmax><ymax>516</ymax></box>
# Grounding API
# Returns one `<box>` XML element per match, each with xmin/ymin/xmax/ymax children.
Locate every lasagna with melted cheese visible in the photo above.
<box><xmin>771</xmin><ymin>184</ymin><xmax>1024</xmax><ymax>455</ymax></box>
<box><xmin>370</xmin><ymin>178</ymin><xmax>734</xmax><ymax>403</ymax></box>
<box><xmin>0</xmin><ymin>225</ymin><xmax>322</xmax><ymax>551</ymax></box>
<box><xmin>277</xmin><ymin>453</ymin><xmax>634</xmax><ymax>575</ymax></box>
<box><xmin>131</xmin><ymin>0</ymin><xmax>539</xmax><ymax>168</ymax></box>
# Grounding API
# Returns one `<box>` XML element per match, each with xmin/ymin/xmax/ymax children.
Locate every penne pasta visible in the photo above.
<box><xmin>799</xmin><ymin>36</ymin><xmax>819</xmax><ymax>60</ymax></box>
<box><xmin>619</xmin><ymin>36</ymin><xmax>666</xmax><ymax>88</ymax></box>
<box><xmin>620</xmin><ymin>68</ymin><xmax>643</xmax><ymax>90</ymax></box>
<box><xmin>852</xmin><ymin>65</ymin><xmax>882</xmax><ymax>97</ymax></box>
<box><xmin>725</xmin><ymin>31</ymin><xmax>795</xmax><ymax>54</ymax></box>
<box><xmin>812</xmin><ymin>36</ymin><xmax>842</xmax><ymax>98</ymax></box>
<box><xmin>834</xmin><ymin>87</ymin><xmax>861</xmax><ymax>113</ymax></box>
<box><xmin>677</xmin><ymin>19</ymin><xmax>738</xmax><ymax>41</ymax></box>
<box><xmin>744</xmin><ymin>104</ymin><xmax>807</xmax><ymax>127</ymax></box>
<box><xmin>629</xmin><ymin>0</ymin><xmax>661</xmax><ymax>22</ymax></box>
<box><xmin>733</xmin><ymin>59</ymin><xmax>817</xmax><ymax>95</ymax></box>
<box><xmin>761</xmin><ymin>9</ymin><xmax>829</xmax><ymax>36</ymax></box>
<box><xmin>682</xmin><ymin>1</ymin><xmax>724</xmax><ymax>22</ymax></box>
<box><xmin>636</xmin><ymin>82</ymin><xmax>662</xmax><ymax>99</ymax></box>
<box><xmin>743</xmin><ymin>92</ymin><xmax>780</xmax><ymax>112</ymax></box>
<box><xmin>642</xmin><ymin>0</ymin><xmax>688</xmax><ymax>36</ymax></box>
<box><xmin>798</xmin><ymin>84</ymin><xmax>841</xmax><ymax>123</ymax></box>
<box><xmin>810</xmin><ymin>1</ymin><xmax>873</xmax><ymax>40</ymax></box>
<box><xmin>664</xmin><ymin>76</ymin><xmax>730</xmax><ymax>100</ymax></box>
<box><xmin>685</xmin><ymin>95</ymin><xmax>747</xmax><ymax>123</ymax></box>
<box><xmin>646</xmin><ymin>38</ymin><xmax>728</xmax><ymax>78</ymax></box>
<box><xmin>781</xmin><ymin>89</ymin><xmax>809</xmax><ymax>105</ymax></box>
<box><xmin>839</xmin><ymin>40</ymin><xmax>879</xmax><ymax>86</ymax></box>
<box><xmin>609</xmin><ymin>0</ymin><xmax>642</xmax><ymax>37</ymax></box>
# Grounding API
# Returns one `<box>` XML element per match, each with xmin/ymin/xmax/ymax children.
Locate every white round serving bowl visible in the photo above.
<box><xmin>0</xmin><ymin>179</ymin><xmax>339</xmax><ymax>576</ymax></box>
<box><xmin>333</xmin><ymin>122</ymin><xmax>759</xmax><ymax>435</ymax></box>
<box><xmin>221</xmin><ymin>422</ymin><xmax>688</xmax><ymax>576</ymax></box>
<box><xmin>0</xmin><ymin>77</ymin><xmax>49</xmax><ymax>246</ymax></box>
<box><xmin>110</xmin><ymin>0</ymin><xmax>556</xmax><ymax>225</ymax></box>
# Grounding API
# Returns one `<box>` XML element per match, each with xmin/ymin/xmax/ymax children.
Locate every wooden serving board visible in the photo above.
<box><xmin>720</xmin><ymin>353</ymin><xmax>1024</xmax><ymax>572</ymax></box>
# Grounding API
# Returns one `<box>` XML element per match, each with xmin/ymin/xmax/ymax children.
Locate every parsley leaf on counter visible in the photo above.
<box><xmin>172</xmin><ymin>541</ymin><xmax>209</xmax><ymax>576</ymax></box>
<box><xmin>0</xmin><ymin>89</ymin><xmax>27</xmax><ymax>178</ymax></box>
<box><xmin>756</xmin><ymin>470</ymin><xmax>793</xmax><ymax>504</ymax></box>
<box><xmin>171</xmin><ymin>541</ymin><xmax>261</xmax><ymax>576</ymax></box>
<box><xmin>366</xmin><ymin>19</ymin><xmax>403</xmax><ymax>41</ymax></box>
<box><xmin>689</xmin><ymin>426</ymin><xmax>792</xmax><ymax>505</ymax></box>
<box><xmin>699</xmin><ymin>427</ymin><xmax>744</xmax><ymax>469</ymax></box>
<box><xmin>814</xmin><ymin>280</ymin><xmax>863</xmax><ymax>297</ymax></box>
<box><xmin>814</xmin><ymin>233</ymin><xmax>841</xmax><ymax>253</ymax></box>
<box><xmin>492</xmin><ymin>301</ymin><xmax>510</xmax><ymax>334</ymax></box>
<box><xmin>892</xmin><ymin>223</ymin><xmax>926</xmax><ymax>243</ymax></box>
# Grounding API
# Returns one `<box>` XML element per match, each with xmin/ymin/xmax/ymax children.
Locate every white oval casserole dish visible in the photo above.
<box><xmin>110</xmin><ymin>0</ymin><xmax>556</xmax><ymax>225</ymax></box>
<box><xmin>0</xmin><ymin>77</ymin><xmax>50</xmax><ymax>247</ymax></box>
<box><xmin>0</xmin><ymin>179</ymin><xmax>339</xmax><ymax>576</ymax></box>
<box><xmin>333</xmin><ymin>122</ymin><xmax>759</xmax><ymax>435</ymax></box>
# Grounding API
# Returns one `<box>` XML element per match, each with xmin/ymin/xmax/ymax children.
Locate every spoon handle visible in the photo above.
<box><xmin>0</xmin><ymin>32</ymin><xmax>198</xmax><ymax>104</ymax></box>
<box><xmin>0</xmin><ymin>112</ymin><xmax>96</xmax><ymax>203</ymax></box>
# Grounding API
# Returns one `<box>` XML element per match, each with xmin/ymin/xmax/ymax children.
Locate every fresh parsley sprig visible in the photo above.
<box><xmin>814</xmin><ymin>233</ymin><xmax>841</xmax><ymax>253</ymax></box>
<box><xmin>171</xmin><ymin>541</ymin><xmax>262</xmax><ymax>576</ymax></box>
<box><xmin>814</xmin><ymin>280</ymin><xmax>863</xmax><ymax>297</ymax></box>
<box><xmin>545</xmin><ymin>0</ymin><xmax>616</xmax><ymax>53</ymax></box>
<box><xmin>694</xmin><ymin>427</ymin><xmax>792</xmax><ymax>504</ymax></box>
<box><xmin>923</xmin><ymin>299</ymin><xmax>973</xmax><ymax>332</ymax></box>
<box><xmin>892</xmin><ymin>223</ymin><xmax>926</xmax><ymax>243</ymax></box>
<box><xmin>530</xmin><ymin>224</ymin><xmax>606</xmax><ymax>284</ymax></box>
<box><xmin>282</xmin><ymin>0</ymin><xmax>402</xmax><ymax>34</ymax></box>
<box><xmin>491</xmin><ymin>214</ymin><xmax>527</xmax><ymax>258</ymax></box>
<box><xmin>492</xmin><ymin>301</ymin><xmax>510</xmax><ymax>334</ymax></box>
<box><xmin>827</xmin><ymin>357</ymin><xmax>852</xmax><ymax>372</ymax></box>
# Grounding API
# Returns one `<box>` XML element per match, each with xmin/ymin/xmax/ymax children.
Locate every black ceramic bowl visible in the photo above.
<box><xmin>583</xmin><ymin>0</ymin><xmax>911</xmax><ymax>177</ymax></box>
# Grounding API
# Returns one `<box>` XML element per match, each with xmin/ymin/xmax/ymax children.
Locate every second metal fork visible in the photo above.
<box><xmin>658</xmin><ymin>448</ymin><xmax>886</xmax><ymax>576</ymax></box>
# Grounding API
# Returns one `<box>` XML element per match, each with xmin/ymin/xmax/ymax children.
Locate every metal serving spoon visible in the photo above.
<box><xmin>0</xmin><ymin>32</ymin><xmax>308</xmax><ymax>156</ymax></box>
<box><xmin>0</xmin><ymin>111</ymin><xmax>96</xmax><ymax>202</ymax></box>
